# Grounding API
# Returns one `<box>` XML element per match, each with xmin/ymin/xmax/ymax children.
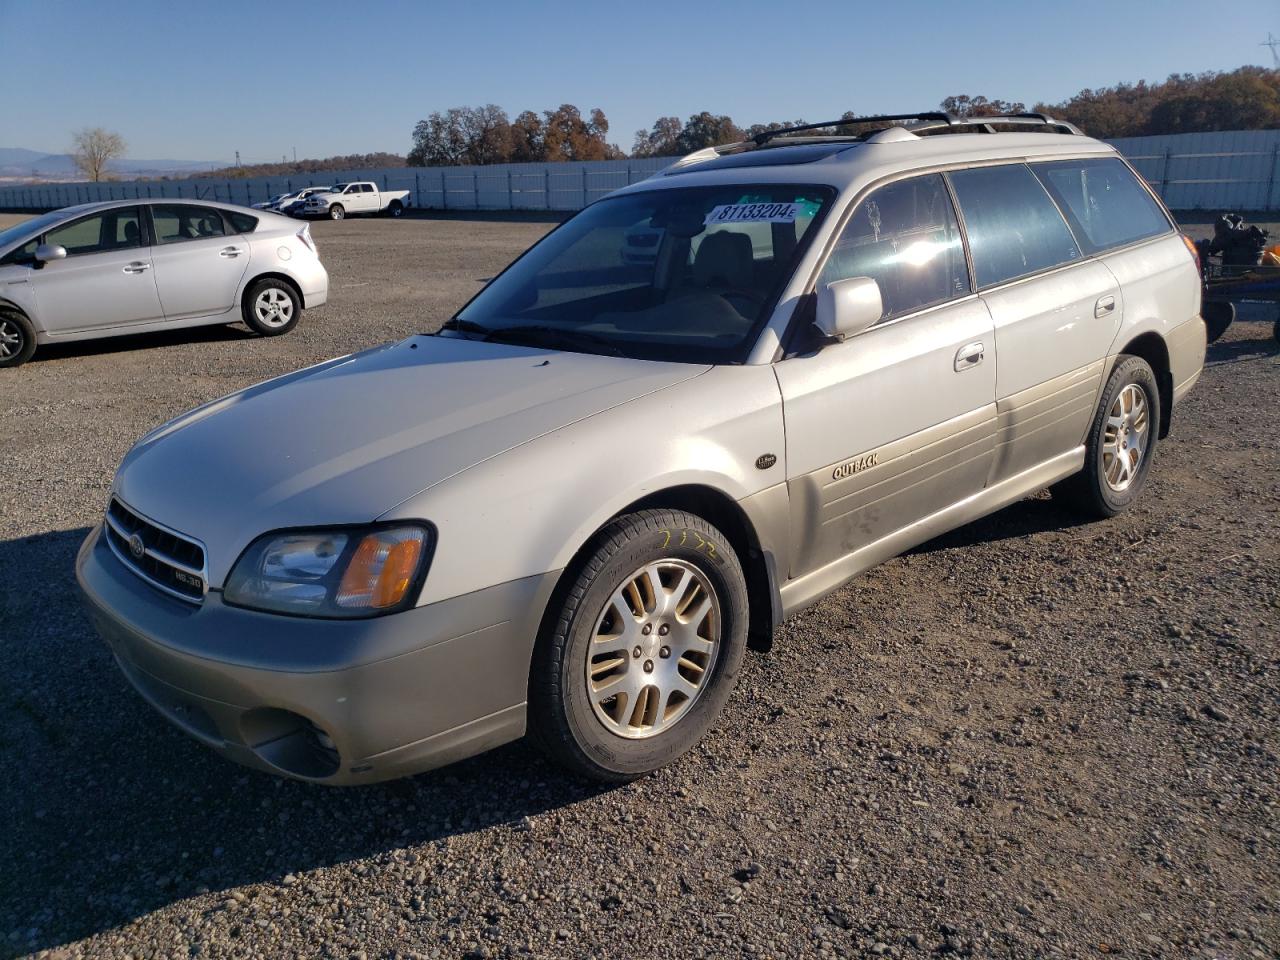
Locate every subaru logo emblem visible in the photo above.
<box><xmin>128</xmin><ymin>533</ymin><xmax>145</xmax><ymax>560</ymax></box>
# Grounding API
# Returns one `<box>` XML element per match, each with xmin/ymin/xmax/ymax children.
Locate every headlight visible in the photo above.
<box><xmin>223</xmin><ymin>524</ymin><xmax>433</xmax><ymax>618</ymax></box>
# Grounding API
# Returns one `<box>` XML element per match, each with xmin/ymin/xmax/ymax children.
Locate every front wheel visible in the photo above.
<box><xmin>1053</xmin><ymin>355</ymin><xmax>1161</xmax><ymax>518</ymax></box>
<box><xmin>0</xmin><ymin>310</ymin><xmax>36</xmax><ymax>368</ymax></box>
<box><xmin>243</xmin><ymin>278</ymin><xmax>301</xmax><ymax>336</ymax></box>
<box><xmin>528</xmin><ymin>509</ymin><xmax>749</xmax><ymax>782</ymax></box>
<box><xmin>328</xmin><ymin>204</ymin><xmax>345</xmax><ymax>221</ymax></box>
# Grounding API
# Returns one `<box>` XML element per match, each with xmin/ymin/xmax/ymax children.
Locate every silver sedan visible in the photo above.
<box><xmin>0</xmin><ymin>199</ymin><xmax>328</xmax><ymax>367</ymax></box>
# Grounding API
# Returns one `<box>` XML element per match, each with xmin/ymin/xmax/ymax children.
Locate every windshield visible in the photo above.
<box><xmin>0</xmin><ymin>211</ymin><xmax>64</xmax><ymax>251</ymax></box>
<box><xmin>329</xmin><ymin>184</ymin><xmax>348</xmax><ymax>193</ymax></box>
<box><xmin>452</xmin><ymin>184</ymin><xmax>833</xmax><ymax>363</ymax></box>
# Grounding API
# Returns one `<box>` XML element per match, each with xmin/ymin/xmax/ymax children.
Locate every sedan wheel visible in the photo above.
<box><xmin>0</xmin><ymin>312</ymin><xmax>36</xmax><ymax>368</ymax></box>
<box><xmin>242</xmin><ymin>279</ymin><xmax>301</xmax><ymax>336</ymax></box>
<box><xmin>254</xmin><ymin>288</ymin><xmax>295</xmax><ymax>329</ymax></box>
<box><xmin>587</xmin><ymin>559</ymin><xmax>721</xmax><ymax>739</ymax></box>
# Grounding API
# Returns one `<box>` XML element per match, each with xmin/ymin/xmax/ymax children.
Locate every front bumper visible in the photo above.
<box><xmin>76</xmin><ymin>525</ymin><xmax>558</xmax><ymax>784</ymax></box>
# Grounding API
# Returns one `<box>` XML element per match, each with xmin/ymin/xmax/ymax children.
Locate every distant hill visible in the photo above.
<box><xmin>0</xmin><ymin>147</ymin><xmax>224</xmax><ymax>181</ymax></box>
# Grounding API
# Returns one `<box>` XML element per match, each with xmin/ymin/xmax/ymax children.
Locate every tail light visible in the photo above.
<box><xmin>296</xmin><ymin>224</ymin><xmax>316</xmax><ymax>253</ymax></box>
<box><xmin>1181</xmin><ymin>234</ymin><xmax>1200</xmax><ymax>274</ymax></box>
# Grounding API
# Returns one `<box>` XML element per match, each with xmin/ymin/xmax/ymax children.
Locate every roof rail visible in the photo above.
<box><xmin>908</xmin><ymin>113</ymin><xmax>1083</xmax><ymax>137</ymax></box>
<box><xmin>751</xmin><ymin>113</ymin><xmax>956</xmax><ymax>146</ymax></box>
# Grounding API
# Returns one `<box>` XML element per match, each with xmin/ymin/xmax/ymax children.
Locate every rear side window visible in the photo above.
<box><xmin>1032</xmin><ymin>157</ymin><xmax>1170</xmax><ymax>253</ymax></box>
<box><xmin>948</xmin><ymin>164</ymin><xmax>1080</xmax><ymax>288</ymax></box>
<box><xmin>152</xmin><ymin>204</ymin><xmax>228</xmax><ymax>244</ymax></box>
<box><xmin>227</xmin><ymin>211</ymin><xmax>259</xmax><ymax>233</ymax></box>
<box><xmin>818</xmin><ymin>173</ymin><xmax>969</xmax><ymax>322</ymax></box>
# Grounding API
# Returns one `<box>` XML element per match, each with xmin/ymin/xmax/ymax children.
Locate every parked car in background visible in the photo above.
<box><xmin>252</xmin><ymin>192</ymin><xmax>291</xmax><ymax>212</ymax></box>
<box><xmin>302</xmin><ymin>182</ymin><xmax>410</xmax><ymax>220</ymax></box>
<box><xmin>0</xmin><ymin>199</ymin><xmax>327</xmax><ymax>367</ymax></box>
<box><xmin>276</xmin><ymin>187</ymin><xmax>333</xmax><ymax>218</ymax></box>
<box><xmin>77</xmin><ymin>112</ymin><xmax>1203</xmax><ymax>785</ymax></box>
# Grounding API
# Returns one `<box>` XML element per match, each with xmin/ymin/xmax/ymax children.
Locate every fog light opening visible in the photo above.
<box><xmin>240</xmin><ymin>708</ymin><xmax>341</xmax><ymax>780</ymax></box>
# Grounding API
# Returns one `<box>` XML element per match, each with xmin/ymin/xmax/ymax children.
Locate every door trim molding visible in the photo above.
<box><xmin>779</xmin><ymin>445</ymin><xmax>1085</xmax><ymax>618</ymax></box>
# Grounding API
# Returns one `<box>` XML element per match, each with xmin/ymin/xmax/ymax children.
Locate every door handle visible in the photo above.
<box><xmin>219</xmin><ymin>247</ymin><xmax>242</xmax><ymax>258</ymax></box>
<box><xmin>954</xmin><ymin>341</ymin><xmax>985</xmax><ymax>371</ymax></box>
<box><xmin>122</xmin><ymin>262</ymin><xmax>150</xmax><ymax>274</ymax></box>
<box><xmin>1095</xmin><ymin>295</ymin><xmax>1116</xmax><ymax>318</ymax></box>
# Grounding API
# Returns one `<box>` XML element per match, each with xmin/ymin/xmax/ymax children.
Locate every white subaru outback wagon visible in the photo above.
<box><xmin>77</xmin><ymin>113</ymin><xmax>1205</xmax><ymax>784</ymax></box>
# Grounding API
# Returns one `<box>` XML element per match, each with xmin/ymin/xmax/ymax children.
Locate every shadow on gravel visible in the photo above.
<box><xmin>0</xmin><ymin>526</ymin><xmax>610</xmax><ymax>955</ymax></box>
<box><xmin>1204</xmin><ymin>327</ymin><xmax>1279</xmax><ymax>367</ymax></box>
<box><xmin>29</xmin><ymin>323</ymin><xmax>256</xmax><ymax>363</ymax></box>
<box><xmin>909</xmin><ymin>495</ymin><xmax>1093</xmax><ymax>556</ymax></box>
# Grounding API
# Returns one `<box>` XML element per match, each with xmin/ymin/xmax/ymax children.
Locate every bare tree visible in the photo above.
<box><xmin>71</xmin><ymin>127</ymin><xmax>127</xmax><ymax>181</ymax></box>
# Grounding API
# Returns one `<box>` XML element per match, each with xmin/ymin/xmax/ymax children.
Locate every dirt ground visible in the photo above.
<box><xmin>0</xmin><ymin>210</ymin><xmax>1276</xmax><ymax>960</ymax></box>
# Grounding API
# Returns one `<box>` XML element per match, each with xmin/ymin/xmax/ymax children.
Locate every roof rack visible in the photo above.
<box><xmin>750</xmin><ymin>111</ymin><xmax>1081</xmax><ymax>147</ymax></box>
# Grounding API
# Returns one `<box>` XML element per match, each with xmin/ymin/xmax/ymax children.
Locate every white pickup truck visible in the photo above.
<box><xmin>302</xmin><ymin>182</ymin><xmax>411</xmax><ymax>220</ymax></box>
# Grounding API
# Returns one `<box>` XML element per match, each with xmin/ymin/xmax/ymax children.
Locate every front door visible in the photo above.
<box><xmin>30</xmin><ymin>206</ymin><xmax>165</xmax><ymax>335</ymax></box>
<box><xmin>147</xmin><ymin>204</ymin><xmax>250</xmax><ymax>320</ymax></box>
<box><xmin>775</xmin><ymin>173</ymin><xmax>997</xmax><ymax>580</ymax></box>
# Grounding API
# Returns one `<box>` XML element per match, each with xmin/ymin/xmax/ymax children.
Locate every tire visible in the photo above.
<box><xmin>1203</xmin><ymin>300</ymin><xmax>1234</xmax><ymax>344</ymax></box>
<box><xmin>328</xmin><ymin>204</ymin><xmax>345</xmax><ymax>221</ymax></box>
<box><xmin>528</xmin><ymin>509</ymin><xmax>749</xmax><ymax>782</ymax></box>
<box><xmin>387</xmin><ymin>200</ymin><xmax>403</xmax><ymax>218</ymax></box>
<box><xmin>1053</xmin><ymin>355</ymin><xmax>1161</xmax><ymax>519</ymax></box>
<box><xmin>242</xmin><ymin>278</ymin><xmax>301</xmax><ymax>336</ymax></box>
<box><xmin>0</xmin><ymin>310</ymin><xmax>36</xmax><ymax>368</ymax></box>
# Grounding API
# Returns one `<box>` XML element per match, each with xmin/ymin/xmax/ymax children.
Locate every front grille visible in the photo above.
<box><xmin>104</xmin><ymin>497</ymin><xmax>207</xmax><ymax>603</ymax></box>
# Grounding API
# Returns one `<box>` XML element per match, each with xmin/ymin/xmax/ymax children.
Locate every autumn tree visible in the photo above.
<box><xmin>71</xmin><ymin>127</ymin><xmax>126</xmax><ymax>181</ymax></box>
<box><xmin>940</xmin><ymin>95</ymin><xmax>1028</xmax><ymax>118</ymax></box>
<box><xmin>631</xmin><ymin>116</ymin><xmax>684</xmax><ymax>157</ymax></box>
<box><xmin>542</xmin><ymin>105</ymin><xmax>618</xmax><ymax>161</ymax></box>
<box><xmin>675</xmin><ymin>112</ymin><xmax>744</xmax><ymax>153</ymax></box>
<box><xmin>408</xmin><ymin>104</ymin><xmax>619</xmax><ymax>164</ymax></box>
<box><xmin>509</xmin><ymin>110</ymin><xmax>545</xmax><ymax>162</ymax></box>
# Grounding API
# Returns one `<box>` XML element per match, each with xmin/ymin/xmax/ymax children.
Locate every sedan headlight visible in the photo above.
<box><xmin>224</xmin><ymin>524</ymin><xmax>433</xmax><ymax>618</ymax></box>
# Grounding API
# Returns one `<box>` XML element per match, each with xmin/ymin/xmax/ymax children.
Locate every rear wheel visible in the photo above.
<box><xmin>529</xmin><ymin>509</ymin><xmax>748</xmax><ymax>782</ymax></box>
<box><xmin>1053</xmin><ymin>355</ymin><xmax>1161</xmax><ymax>518</ymax></box>
<box><xmin>329</xmin><ymin>204</ymin><xmax>345</xmax><ymax>221</ymax></box>
<box><xmin>0</xmin><ymin>311</ymin><xmax>36</xmax><ymax>368</ymax></box>
<box><xmin>387</xmin><ymin>200</ymin><xmax>403</xmax><ymax>218</ymax></box>
<box><xmin>243</xmin><ymin>279</ymin><xmax>300</xmax><ymax>336</ymax></box>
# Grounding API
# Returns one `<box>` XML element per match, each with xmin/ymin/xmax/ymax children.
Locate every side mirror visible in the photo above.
<box><xmin>814</xmin><ymin>276</ymin><xmax>883</xmax><ymax>341</ymax></box>
<box><xmin>33</xmin><ymin>243</ymin><xmax>67</xmax><ymax>268</ymax></box>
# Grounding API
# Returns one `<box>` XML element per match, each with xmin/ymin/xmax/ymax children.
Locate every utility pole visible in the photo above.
<box><xmin>293</xmin><ymin>146</ymin><xmax>297</xmax><ymax>163</ymax></box>
<box><xmin>235</xmin><ymin>150</ymin><xmax>241</xmax><ymax>168</ymax></box>
<box><xmin>1264</xmin><ymin>33</ymin><xmax>1280</xmax><ymax>68</ymax></box>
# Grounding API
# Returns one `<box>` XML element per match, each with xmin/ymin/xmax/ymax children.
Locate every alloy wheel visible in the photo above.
<box><xmin>586</xmin><ymin>559</ymin><xmax>721</xmax><ymax>739</ymax></box>
<box><xmin>253</xmin><ymin>288</ymin><xmax>295</xmax><ymax>328</ymax></box>
<box><xmin>1102</xmin><ymin>383</ymin><xmax>1150</xmax><ymax>492</ymax></box>
<box><xmin>0</xmin><ymin>318</ymin><xmax>24</xmax><ymax>360</ymax></box>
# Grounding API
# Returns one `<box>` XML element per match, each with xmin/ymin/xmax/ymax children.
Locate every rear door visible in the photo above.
<box><xmin>947</xmin><ymin>163</ymin><xmax>1121</xmax><ymax>485</ymax></box>
<box><xmin>353</xmin><ymin>184</ymin><xmax>378</xmax><ymax>212</ymax></box>
<box><xmin>775</xmin><ymin>173</ymin><xmax>997</xmax><ymax>580</ymax></box>
<box><xmin>147</xmin><ymin>204</ymin><xmax>250</xmax><ymax>320</ymax></box>
<box><xmin>29</xmin><ymin>206</ymin><xmax>165</xmax><ymax>335</ymax></box>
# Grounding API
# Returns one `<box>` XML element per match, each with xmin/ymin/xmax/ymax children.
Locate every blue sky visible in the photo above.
<box><xmin>1</xmin><ymin>0</ymin><xmax>1276</xmax><ymax>163</ymax></box>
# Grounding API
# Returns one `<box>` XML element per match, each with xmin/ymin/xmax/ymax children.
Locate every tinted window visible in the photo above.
<box><xmin>227</xmin><ymin>211</ymin><xmax>259</xmax><ymax>233</ymax></box>
<box><xmin>152</xmin><ymin>205</ymin><xmax>227</xmax><ymax>244</ymax></box>
<box><xmin>45</xmin><ymin>208</ymin><xmax>143</xmax><ymax>256</ymax></box>
<box><xmin>0</xmin><ymin>237</ymin><xmax>39</xmax><ymax>266</ymax></box>
<box><xmin>819</xmin><ymin>173</ymin><xmax>969</xmax><ymax>322</ymax></box>
<box><xmin>1032</xmin><ymin>157</ymin><xmax>1170</xmax><ymax>253</ymax></box>
<box><xmin>455</xmin><ymin>185</ymin><xmax>833</xmax><ymax>363</ymax></box>
<box><xmin>948</xmin><ymin>164</ymin><xmax>1080</xmax><ymax>288</ymax></box>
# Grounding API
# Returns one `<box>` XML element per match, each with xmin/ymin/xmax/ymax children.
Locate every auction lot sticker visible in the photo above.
<box><xmin>705</xmin><ymin>202</ymin><xmax>799</xmax><ymax>224</ymax></box>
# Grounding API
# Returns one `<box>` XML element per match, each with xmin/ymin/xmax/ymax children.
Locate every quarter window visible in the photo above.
<box><xmin>227</xmin><ymin>211</ymin><xmax>259</xmax><ymax>233</ymax></box>
<box><xmin>818</xmin><ymin>173</ymin><xmax>969</xmax><ymax>322</ymax></box>
<box><xmin>948</xmin><ymin>164</ymin><xmax>1080</xmax><ymax>288</ymax></box>
<box><xmin>44</xmin><ymin>208</ymin><xmax>144</xmax><ymax>256</ymax></box>
<box><xmin>152</xmin><ymin>205</ymin><xmax>227</xmax><ymax>244</ymax></box>
<box><xmin>1032</xmin><ymin>157</ymin><xmax>1170</xmax><ymax>253</ymax></box>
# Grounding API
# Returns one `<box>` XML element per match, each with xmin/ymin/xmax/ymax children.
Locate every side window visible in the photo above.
<box><xmin>361</xmin><ymin>184</ymin><xmax>375</xmax><ymax>193</ymax></box>
<box><xmin>152</xmin><ymin>205</ymin><xmax>227</xmax><ymax>244</ymax></box>
<box><xmin>45</xmin><ymin>208</ymin><xmax>143</xmax><ymax>256</ymax></box>
<box><xmin>1032</xmin><ymin>157</ymin><xmax>1171</xmax><ymax>253</ymax></box>
<box><xmin>947</xmin><ymin>164</ymin><xmax>1080</xmax><ymax>288</ymax></box>
<box><xmin>818</xmin><ymin>173</ymin><xmax>969</xmax><ymax>322</ymax></box>
<box><xmin>227</xmin><ymin>211</ymin><xmax>259</xmax><ymax>233</ymax></box>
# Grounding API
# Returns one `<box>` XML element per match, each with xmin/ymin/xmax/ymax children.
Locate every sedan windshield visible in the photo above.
<box><xmin>0</xmin><ymin>211</ymin><xmax>63</xmax><ymax>251</ymax></box>
<box><xmin>450</xmin><ymin>184</ymin><xmax>834</xmax><ymax>363</ymax></box>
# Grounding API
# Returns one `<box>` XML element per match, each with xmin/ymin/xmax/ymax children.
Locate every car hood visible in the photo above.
<box><xmin>114</xmin><ymin>335</ymin><xmax>708</xmax><ymax>585</ymax></box>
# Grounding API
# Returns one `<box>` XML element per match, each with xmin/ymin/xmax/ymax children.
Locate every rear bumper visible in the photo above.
<box><xmin>76</xmin><ymin>525</ymin><xmax>558</xmax><ymax>784</ymax></box>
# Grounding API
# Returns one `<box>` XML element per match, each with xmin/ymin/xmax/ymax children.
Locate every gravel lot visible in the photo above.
<box><xmin>1</xmin><ymin>211</ymin><xmax>1277</xmax><ymax>960</ymax></box>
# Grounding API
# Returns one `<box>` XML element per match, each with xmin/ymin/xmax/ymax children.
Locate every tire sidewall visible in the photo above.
<box><xmin>556</xmin><ymin>515</ymin><xmax>748</xmax><ymax>778</ymax></box>
<box><xmin>388</xmin><ymin>201</ymin><xmax>403</xmax><ymax>218</ymax></box>
<box><xmin>1085</xmin><ymin>356</ymin><xmax>1161</xmax><ymax>514</ymax></box>
<box><xmin>243</xmin><ymin>280</ymin><xmax>300</xmax><ymax>336</ymax></box>
<box><xmin>0</xmin><ymin>312</ymin><xmax>36</xmax><ymax>368</ymax></box>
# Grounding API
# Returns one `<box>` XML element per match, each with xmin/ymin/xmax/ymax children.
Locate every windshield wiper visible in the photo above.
<box><xmin>480</xmin><ymin>324</ymin><xmax>626</xmax><ymax>357</ymax></box>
